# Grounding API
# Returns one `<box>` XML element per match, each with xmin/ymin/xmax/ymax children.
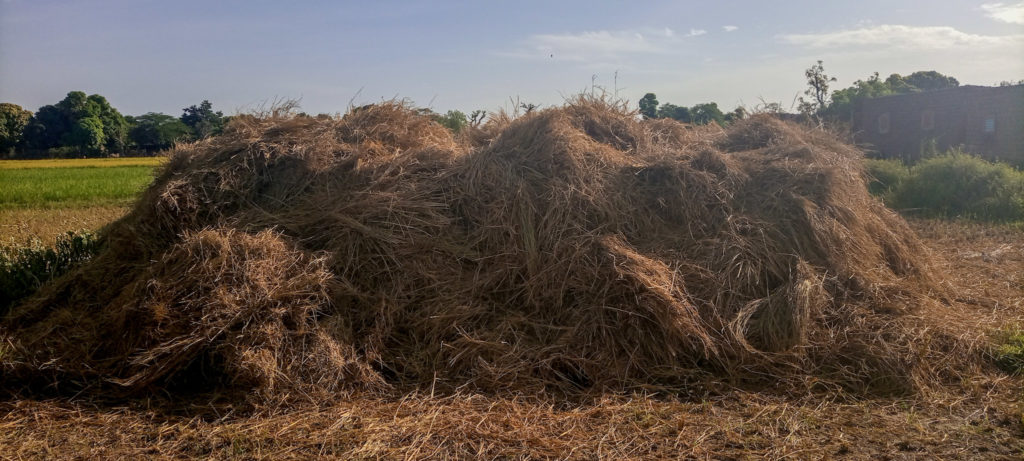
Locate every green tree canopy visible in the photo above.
<box><xmin>798</xmin><ymin>60</ymin><xmax>837</xmax><ymax>116</ymax></box>
<box><xmin>638</xmin><ymin>93</ymin><xmax>659</xmax><ymax>119</ymax></box>
<box><xmin>433</xmin><ymin>110</ymin><xmax>468</xmax><ymax>133</ymax></box>
<box><xmin>129</xmin><ymin>112</ymin><xmax>193</xmax><ymax>152</ymax></box>
<box><xmin>822</xmin><ymin>70</ymin><xmax>960</xmax><ymax>122</ymax></box>
<box><xmin>0</xmin><ymin>103</ymin><xmax>32</xmax><ymax>154</ymax></box>
<box><xmin>22</xmin><ymin>91</ymin><xmax>128</xmax><ymax>156</ymax></box>
<box><xmin>656</xmin><ymin>103</ymin><xmax>690</xmax><ymax>122</ymax></box>
<box><xmin>689</xmin><ymin>102</ymin><xmax>726</xmax><ymax>125</ymax></box>
<box><xmin>180</xmin><ymin>100</ymin><xmax>225</xmax><ymax>139</ymax></box>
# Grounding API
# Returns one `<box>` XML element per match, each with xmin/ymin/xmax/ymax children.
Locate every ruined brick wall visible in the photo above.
<box><xmin>854</xmin><ymin>85</ymin><xmax>1024</xmax><ymax>165</ymax></box>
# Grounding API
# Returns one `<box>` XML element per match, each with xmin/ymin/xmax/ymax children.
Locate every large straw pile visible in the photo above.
<box><xmin>0</xmin><ymin>98</ymin><xmax>977</xmax><ymax>402</ymax></box>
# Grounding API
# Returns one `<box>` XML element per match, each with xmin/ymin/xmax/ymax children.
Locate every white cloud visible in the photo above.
<box><xmin>501</xmin><ymin>27</ymin><xmax>691</xmax><ymax>62</ymax></box>
<box><xmin>779</xmin><ymin>24</ymin><xmax>1023</xmax><ymax>50</ymax></box>
<box><xmin>723</xmin><ymin>25</ymin><xmax>739</xmax><ymax>32</ymax></box>
<box><xmin>982</xmin><ymin>2</ymin><xmax>1024</xmax><ymax>24</ymax></box>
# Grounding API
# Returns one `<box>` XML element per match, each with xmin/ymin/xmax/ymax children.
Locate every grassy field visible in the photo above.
<box><xmin>0</xmin><ymin>157</ymin><xmax>164</xmax><ymax>169</ymax></box>
<box><xmin>0</xmin><ymin>157</ymin><xmax>160</xmax><ymax>210</ymax></box>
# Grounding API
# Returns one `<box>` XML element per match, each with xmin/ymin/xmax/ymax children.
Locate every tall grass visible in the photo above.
<box><xmin>0</xmin><ymin>165</ymin><xmax>155</xmax><ymax>209</ymax></box>
<box><xmin>865</xmin><ymin>151</ymin><xmax>1024</xmax><ymax>222</ymax></box>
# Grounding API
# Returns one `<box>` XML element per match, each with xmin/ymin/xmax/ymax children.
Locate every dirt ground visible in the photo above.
<box><xmin>1</xmin><ymin>219</ymin><xmax>1022</xmax><ymax>460</ymax></box>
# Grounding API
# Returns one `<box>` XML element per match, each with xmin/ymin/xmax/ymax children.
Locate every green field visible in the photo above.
<box><xmin>0</xmin><ymin>157</ymin><xmax>164</xmax><ymax>170</ymax></box>
<box><xmin>0</xmin><ymin>158</ymin><xmax>159</xmax><ymax>210</ymax></box>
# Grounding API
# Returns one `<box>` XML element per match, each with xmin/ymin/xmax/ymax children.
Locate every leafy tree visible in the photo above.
<box><xmin>89</xmin><ymin>94</ymin><xmax>129</xmax><ymax>153</ymax></box>
<box><xmin>129</xmin><ymin>112</ymin><xmax>193</xmax><ymax>152</ymax></box>
<box><xmin>901</xmin><ymin>71</ymin><xmax>959</xmax><ymax>92</ymax></box>
<box><xmin>0</xmin><ymin>103</ymin><xmax>32</xmax><ymax>154</ymax></box>
<box><xmin>21</xmin><ymin>91</ymin><xmax>128</xmax><ymax>156</ymax></box>
<box><xmin>689</xmin><ymin>102</ymin><xmax>726</xmax><ymax>125</ymax></box>
<box><xmin>798</xmin><ymin>60</ymin><xmax>836</xmax><ymax>116</ymax></box>
<box><xmin>22</xmin><ymin>105</ymin><xmax>68</xmax><ymax>151</ymax></box>
<box><xmin>180</xmin><ymin>100</ymin><xmax>225</xmax><ymax>139</ymax></box>
<box><xmin>823</xmin><ymin>70</ymin><xmax>960</xmax><ymax>122</ymax></box>
<box><xmin>433</xmin><ymin>110</ymin><xmax>468</xmax><ymax>133</ymax></box>
<box><xmin>65</xmin><ymin>116</ymin><xmax>106</xmax><ymax>154</ymax></box>
<box><xmin>823</xmin><ymin>72</ymin><xmax>894</xmax><ymax>121</ymax></box>
<box><xmin>656</xmin><ymin>103</ymin><xmax>690</xmax><ymax>122</ymax></box>
<box><xmin>638</xmin><ymin>93</ymin><xmax>659</xmax><ymax>119</ymax></box>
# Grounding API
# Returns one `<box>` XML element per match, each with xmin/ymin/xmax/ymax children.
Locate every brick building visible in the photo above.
<box><xmin>853</xmin><ymin>84</ymin><xmax>1024</xmax><ymax>165</ymax></box>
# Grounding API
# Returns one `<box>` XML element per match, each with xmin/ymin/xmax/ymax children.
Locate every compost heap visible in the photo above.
<box><xmin>0</xmin><ymin>99</ymin><xmax>974</xmax><ymax>402</ymax></box>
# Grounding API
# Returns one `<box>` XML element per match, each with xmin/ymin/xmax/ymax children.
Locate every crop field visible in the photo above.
<box><xmin>1</xmin><ymin>107</ymin><xmax>1022</xmax><ymax>459</ymax></box>
<box><xmin>0</xmin><ymin>158</ymin><xmax>160</xmax><ymax>211</ymax></box>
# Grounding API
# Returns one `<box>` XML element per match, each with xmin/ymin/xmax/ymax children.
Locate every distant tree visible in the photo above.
<box><xmin>22</xmin><ymin>105</ymin><xmax>68</xmax><ymax>151</ymax></box>
<box><xmin>998</xmin><ymin>79</ymin><xmax>1024</xmax><ymax>86</ymax></box>
<box><xmin>638</xmin><ymin>93</ymin><xmax>659</xmax><ymax>119</ymax></box>
<box><xmin>21</xmin><ymin>91</ymin><xmax>127</xmax><ymax>156</ymax></box>
<box><xmin>689</xmin><ymin>102</ymin><xmax>726</xmax><ymax>125</ymax></box>
<box><xmin>129</xmin><ymin>112</ymin><xmax>193</xmax><ymax>152</ymax></box>
<box><xmin>656</xmin><ymin>103</ymin><xmax>690</xmax><ymax>122</ymax></box>
<box><xmin>519</xmin><ymin>102</ymin><xmax>539</xmax><ymax>114</ymax></box>
<box><xmin>724</xmin><ymin>106</ymin><xmax>747</xmax><ymax>123</ymax></box>
<box><xmin>469</xmin><ymin>110</ymin><xmax>487</xmax><ymax>127</ymax></box>
<box><xmin>0</xmin><ymin>103</ymin><xmax>32</xmax><ymax>154</ymax></box>
<box><xmin>87</xmin><ymin>94</ymin><xmax>129</xmax><ymax>153</ymax></box>
<box><xmin>822</xmin><ymin>70</ymin><xmax>960</xmax><ymax>123</ymax></box>
<box><xmin>824</xmin><ymin>72</ymin><xmax>894</xmax><ymax>121</ymax></box>
<box><xmin>901</xmin><ymin>71</ymin><xmax>959</xmax><ymax>92</ymax></box>
<box><xmin>180</xmin><ymin>100</ymin><xmax>225</xmax><ymax>139</ymax></box>
<box><xmin>65</xmin><ymin>116</ymin><xmax>106</xmax><ymax>154</ymax></box>
<box><xmin>798</xmin><ymin>60</ymin><xmax>836</xmax><ymax>116</ymax></box>
<box><xmin>433</xmin><ymin>110</ymin><xmax>469</xmax><ymax>133</ymax></box>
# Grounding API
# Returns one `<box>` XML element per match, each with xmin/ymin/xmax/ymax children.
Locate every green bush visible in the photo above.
<box><xmin>0</xmin><ymin>231</ymin><xmax>100</xmax><ymax>316</ymax></box>
<box><xmin>864</xmin><ymin>158</ymin><xmax>909</xmax><ymax>198</ymax></box>
<box><xmin>868</xmin><ymin>152</ymin><xmax>1024</xmax><ymax>222</ymax></box>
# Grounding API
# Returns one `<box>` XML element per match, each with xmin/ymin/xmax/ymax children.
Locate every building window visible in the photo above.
<box><xmin>878</xmin><ymin>113</ymin><xmax>890</xmax><ymax>134</ymax></box>
<box><xmin>983</xmin><ymin>117</ymin><xmax>995</xmax><ymax>133</ymax></box>
<box><xmin>921</xmin><ymin>110</ymin><xmax>934</xmax><ymax>131</ymax></box>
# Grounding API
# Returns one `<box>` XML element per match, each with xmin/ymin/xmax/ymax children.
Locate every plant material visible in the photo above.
<box><xmin>0</xmin><ymin>97</ymin><xmax>981</xmax><ymax>404</ymax></box>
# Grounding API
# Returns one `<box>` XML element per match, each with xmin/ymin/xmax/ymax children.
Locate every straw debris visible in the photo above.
<box><xmin>0</xmin><ymin>97</ymin><xmax>979</xmax><ymax>402</ymax></box>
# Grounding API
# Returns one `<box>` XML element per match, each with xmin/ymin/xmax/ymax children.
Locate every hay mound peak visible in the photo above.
<box><xmin>1</xmin><ymin>96</ymin><xmax>976</xmax><ymax>402</ymax></box>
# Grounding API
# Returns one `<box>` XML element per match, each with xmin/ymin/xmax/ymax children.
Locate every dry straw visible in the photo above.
<box><xmin>0</xmin><ymin>96</ymin><xmax>981</xmax><ymax>403</ymax></box>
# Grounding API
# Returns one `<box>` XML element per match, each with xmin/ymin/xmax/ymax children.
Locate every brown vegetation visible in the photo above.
<box><xmin>0</xmin><ymin>98</ymin><xmax>989</xmax><ymax>406</ymax></box>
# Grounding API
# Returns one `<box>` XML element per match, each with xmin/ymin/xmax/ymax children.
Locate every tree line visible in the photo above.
<box><xmin>635</xmin><ymin>66</ymin><xmax>1002</xmax><ymax>129</ymax></box>
<box><xmin>637</xmin><ymin>94</ymin><xmax>746</xmax><ymax>125</ymax></box>
<box><xmin>0</xmin><ymin>92</ymin><xmax>227</xmax><ymax>158</ymax></box>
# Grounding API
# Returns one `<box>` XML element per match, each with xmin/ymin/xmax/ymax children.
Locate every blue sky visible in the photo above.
<box><xmin>1</xmin><ymin>0</ymin><xmax>1022</xmax><ymax>116</ymax></box>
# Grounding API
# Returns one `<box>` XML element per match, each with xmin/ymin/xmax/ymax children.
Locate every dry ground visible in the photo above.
<box><xmin>0</xmin><ymin>206</ymin><xmax>126</xmax><ymax>244</ymax></box>
<box><xmin>1</xmin><ymin>219</ymin><xmax>1022</xmax><ymax>460</ymax></box>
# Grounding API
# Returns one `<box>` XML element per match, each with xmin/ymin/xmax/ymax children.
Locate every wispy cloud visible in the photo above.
<box><xmin>723</xmin><ymin>25</ymin><xmax>738</xmax><ymax>32</ymax></box>
<box><xmin>779</xmin><ymin>24</ymin><xmax>1023</xmax><ymax>50</ymax></box>
<box><xmin>501</xmin><ymin>27</ymin><xmax>700</xmax><ymax>62</ymax></box>
<box><xmin>982</xmin><ymin>2</ymin><xmax>1024</xmax><ymax>24</ymax></box>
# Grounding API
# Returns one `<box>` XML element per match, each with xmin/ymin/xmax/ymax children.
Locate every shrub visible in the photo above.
<box><xmin>864</xmin><ymin>158</ymin><xmax>909</xmax><ymax>198</ymax></box>
<box><xmin>875</xmin><ymin>151</ymin><xmax>1024</xmax><ymax>222</ymax></box>
<box><xmin>0</xmin><ymin>231</ymin><xmax>100</xmax><ymax>316</ymax></box>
